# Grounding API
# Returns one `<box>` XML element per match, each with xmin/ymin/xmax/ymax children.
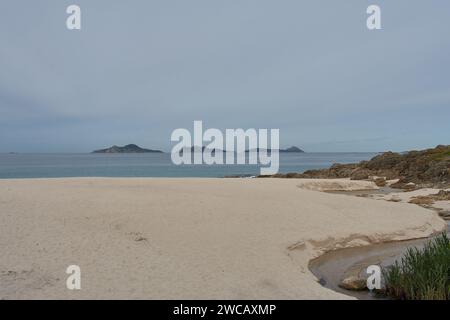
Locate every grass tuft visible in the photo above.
<box><xmin>382</xmin><ymin>233</ymin><xmax>449</xmax><ymax>300</ymax></box>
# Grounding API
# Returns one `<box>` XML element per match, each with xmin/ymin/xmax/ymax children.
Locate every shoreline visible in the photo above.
<box><xmin>0</xmin><ymin>178</ymin><xmax>446</xmax><ymax>299</ymax></box>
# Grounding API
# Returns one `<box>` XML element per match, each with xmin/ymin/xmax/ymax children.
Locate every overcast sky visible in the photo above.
<box><xmin>0</xmin><ymin>1</ymin><xmax>449</xmax><ymax>152</ymax></box>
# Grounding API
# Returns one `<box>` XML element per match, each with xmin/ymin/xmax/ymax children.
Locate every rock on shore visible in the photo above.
<box><xmin>261</xmin><ymin>145</ymin><xmax>450</xmax><ymax>189</ymax></box>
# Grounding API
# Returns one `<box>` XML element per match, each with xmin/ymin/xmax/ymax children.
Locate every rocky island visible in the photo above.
<box><xmin>245</xmin><ymin>146</ymin><xmax>305</xmax><ymax>153</ymax></box>
<box><xmin>92</xmin><ymin>144</ymin><xmax>163</xmax><ymax>154</ymax></box>
<box><xmin>280</xmin><ymin>146</ymin><xmax>304</xmax><ymax>153</ymax></box>
<box><xmin>180</xmin><ymin>146</ymin><xmax>305</xmax><ymax>154</ymax></box>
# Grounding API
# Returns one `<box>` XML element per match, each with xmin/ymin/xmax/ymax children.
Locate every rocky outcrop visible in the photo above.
<box><xmin>260</xmin><ymin>145</ymin><xmax>450</xmax><ymax>189</ymax></box>
<box><xmin>409</xmin><ymin>190</ymin><xmax>450</xmax><ymax>206</ymax></box>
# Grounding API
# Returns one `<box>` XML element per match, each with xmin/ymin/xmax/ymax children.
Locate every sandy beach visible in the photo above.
<box><xmin>0</xmin><ymin>178</ymin><xmax>446</xmax><ymax>300</ymax></box>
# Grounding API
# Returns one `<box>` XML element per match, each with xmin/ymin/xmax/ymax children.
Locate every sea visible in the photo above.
<box><xmin>0</xmin><ymin>152</ymin><xmax>378</xmax><ymax>179</ymax></box>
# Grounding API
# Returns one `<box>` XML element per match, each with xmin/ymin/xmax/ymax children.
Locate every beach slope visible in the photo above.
<box><xmin>0</xmin><ymin>178</ymin><xmax>445</xmax><ymax>299</ymax></box>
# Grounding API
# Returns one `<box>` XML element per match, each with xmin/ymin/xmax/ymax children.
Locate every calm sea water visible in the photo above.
<box><xmin>0</xmin><ymin>153</ymin><xmax>378</xmax><ymax>178</ymax></box>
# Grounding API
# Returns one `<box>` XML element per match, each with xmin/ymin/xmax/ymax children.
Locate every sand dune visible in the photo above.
<box><xmin>0</xmin><ymin>178</ymin><xmax>445</xmax><ymax>299</ymax></box>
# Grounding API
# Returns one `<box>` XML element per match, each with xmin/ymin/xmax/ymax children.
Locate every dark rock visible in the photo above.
<box><xmin>350</xmin><ymin>168</ymin><xmax>372</xmax><ymax>180</ymax></box>
<box><xmin>373</xmin><ymin>177</ymin><xmax>387</xmax><ymax>187</ymax></box>
<box><xmin>434</xmin><ymin>190</ymin><xmax>450</xmax><ymax>200</ymax></box>
<box><xmin>438</xmin><ymin>211</ymin><xmax>450</xmax><ymax>219</ymax></box>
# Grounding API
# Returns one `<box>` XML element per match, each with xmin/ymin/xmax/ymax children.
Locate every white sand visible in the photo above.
<box><xmin>0</xmin><ymin>178</ymin><xmax>445</xmax><ymax>300</ymax></box>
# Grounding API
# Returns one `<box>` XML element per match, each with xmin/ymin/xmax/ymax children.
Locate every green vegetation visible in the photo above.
<box><xmin>382</xmin><ymin>233</ymin><xmax>450</xmax><ymax>300</ymax></box>
<box><xmin>427</xmin><ymin>145</ymin><xmax>450</xmax><ymax>161</ymax></box>
<box><xmin>429</xmin><ymin>150</ymin><xmax>450</xmax><ymax>161</ymax></box>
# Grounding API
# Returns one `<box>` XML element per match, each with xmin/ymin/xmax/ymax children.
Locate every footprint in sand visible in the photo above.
<box><xmin>127</xmin><ymin>231</ymin><xmax>149</xmax><ymax>243</ymax></box>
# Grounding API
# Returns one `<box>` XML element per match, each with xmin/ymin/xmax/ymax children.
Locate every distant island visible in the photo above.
<box><xmin>92</xmin><ymin>144</ymin><xmax>163</xmax><ymax>153</ymax></box>
<box><xmin>246</xmin><ymin>146</ymin><xmax>305</xmax><ymax>153</ymax></box>
<box><xmin>92</xmin><ymin>144</ymin><xmax>304</xmax><ymax>154</ymax></box>
<box><xmin>279</xmin><ymin>146</ymin><xmax>304</xmax><ymax>153</ymax></box>
<box><xmin>178</xmin><ymin>146</ymin><xmax>305</xmax><ymax>154</ymax></box>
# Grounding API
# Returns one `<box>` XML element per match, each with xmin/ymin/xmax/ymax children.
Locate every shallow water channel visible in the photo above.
<box><xmin>309</xmin><ymin>188</ymin><xmax>449</xmax><ymax>300</ymax></box>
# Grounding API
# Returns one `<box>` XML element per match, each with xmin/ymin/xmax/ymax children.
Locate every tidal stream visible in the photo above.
<box><xmin>308</xmin><ymin>189</ymin><xmax>449</xmax><ymax>300</ymax></box>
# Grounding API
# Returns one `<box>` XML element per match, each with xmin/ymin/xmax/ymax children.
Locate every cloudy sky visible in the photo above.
<box><xmin>0</xmin><ymin>1</ymin><xmax>449</xmax><ymax>152</ymax></box>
